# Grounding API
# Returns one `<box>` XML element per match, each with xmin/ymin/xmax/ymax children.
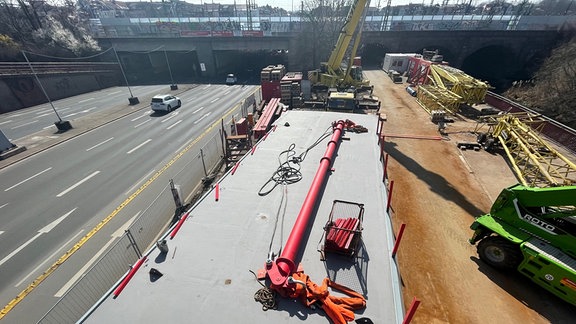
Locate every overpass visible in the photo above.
<box><xmin>99</xmin><ymin>28</ymin><xmax>561</xmax><ymax>91</ymax></box>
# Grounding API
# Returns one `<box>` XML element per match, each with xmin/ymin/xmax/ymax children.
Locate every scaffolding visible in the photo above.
<box><xmin>475</xmin><ymin>112</ymin><xmax>576</xmax><ymax>188</ymax></box>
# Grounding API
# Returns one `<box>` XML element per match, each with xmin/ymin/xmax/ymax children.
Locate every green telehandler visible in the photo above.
<box><xmin>469</xmin><ymin>184</ymin><xmax>576</xmax><ymax>306</ymax></box>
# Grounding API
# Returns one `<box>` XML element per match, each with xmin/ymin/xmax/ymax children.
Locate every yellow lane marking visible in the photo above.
<box><xmin>0</xmin><ymin>98</ymin><xmax>246</xmax><ymax>319</ymax></box>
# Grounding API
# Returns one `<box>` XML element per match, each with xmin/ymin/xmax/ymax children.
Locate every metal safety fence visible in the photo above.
<box><xmin>37</xmin><ymin>90</ymin><xmax>261</xmax><ymax>324</ymax></box>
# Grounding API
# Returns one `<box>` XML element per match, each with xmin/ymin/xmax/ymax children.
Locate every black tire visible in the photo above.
<box><xmin>167</xmin><ymin>105</ymin><xmax>172</xmax><ymax>112</ymax></box>
<box><xmin>477</xmin><ymin>236</ymin><xmax>522</xmax><ymax>270</ymax></box>
<box><xmin>177</xmin><ymin>100</ymin><xmax>181</xmax><ymax>108</ymax></box>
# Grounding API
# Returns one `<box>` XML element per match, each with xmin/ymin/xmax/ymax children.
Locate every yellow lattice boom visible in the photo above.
<box><xmin>429</xmin><ymin>65</ymin><xmax>490</xmax><ymax>105</ymax></box>
<box><xmin>477</xmin><ymin>112</ymin><xmax>576</xmax><ymax>187</ymax></box>
<box><xmin>416</xmin><ymin>84</ymin><xmax>461</xmax><ymax>114</ymax></box>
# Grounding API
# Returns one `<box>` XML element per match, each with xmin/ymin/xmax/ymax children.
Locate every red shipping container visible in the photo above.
<box><xmin>261</xmin><ymin>81</ymin><xmax>281</xmax><ymax>102</ymax></box>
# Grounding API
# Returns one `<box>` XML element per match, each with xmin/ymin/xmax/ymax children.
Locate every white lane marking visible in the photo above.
<box><xmin>166</xmin><ymin>120</ymin><xmax>182</xmax><ymax>130</ymax></box>
<box><xmin>43</xmin><ymin>125</ymin><xmax>55</xmax><ymax>130</ymax></box>
<box><xmin>108</xmin><ymin>91</ymin><xmax>121</xmax><ymax>95</ymax></box>
<box><xmin>194</xmin><ymin>112</ymin><xmax>212</xmax><ymax>125</ymax></box>
<box><xmin>210</xmin><ymin>97</ymin><xmax>220</xmax><ymax>103</ymax></box>
<box><xmin>0</xmin><ymin>208</ymin><xmax>76</xmax><ymax>267</ymax></box>
<box><xmin>0</xmin><ymin>120</ymin><xmax>13</xmax><ymax>125</ymax></box>
<box><xmin>78</xmin><ymin>98</ymin><xmax>95</xmax><ymax>103</ymax></box>
<box><xmin>86</xmin><ymin>137</ymin><xmax>114</xmax><ymax>152</ymax></box>
<box><xmin>56</xmin><ymin>171</ymin><xmax>100</xmax><ymax>197</ymax></box>
<box><xmin>5</xmin><ymin>167</ymin><xmax>53</xmax><ymax>192</ymax></box>
<box><xmin>125</xmin><ymin>169</ymin><xmax>155</xmax><ymax>195</ymax></box>
<box><xmin>63</xmin><ymin>107</ymin><xmax>96</xmax><ymax>119</ymax></box>
<box><xmin>193</xmin><ymin>106</ymin><xmax>204</xmax><ymax>113</ymax></box>
<box><xmin>131</xmin><ymin>112</ymin><xmax>149</xmax><ymax>121</ymax></box>
<box><xmin>0</xmin><ymin>203</ymin><xmax>7</xmax><ymax>209</ymax></box>
<box><xmin>15</xmin><ymin>229</ymin><xmax>84</xmax><ymax>288</ymax></box>
<box><xmin>134</xmin><ymin>119</ymin><xmax>151</xmax><ymax>128</ymax></box>
<box><xmin>36</xmin><ymin>112</ymin><xmax>54</xmax><ymax>118</ymax></box>
<box><xmin>58</xmin><ymin>107</ymin><xmax>71</xmax><ymax>112</ymax></box>
<box><xmin>127</xmin><ymin>139</ymin><xmax>152</xmax><ymax>154</ymax></box>
<box><xmin>0</xmin><ymin>231</ymin><xmax>3</xmax><ymax>235</ymax></box>
<box><xmin>161</xmin><ymin>111</ymin><xmax>179</xmax><ymax>123</ymax></box>
<box><xmin>55</xmin><ymin>212</ymin><xmax>139</xmax><ymax>297</ymax></box>
<box><xmin>11</xmin><ymin>120</ymin><xmax>39</xmax><ymax>129</ymax></box>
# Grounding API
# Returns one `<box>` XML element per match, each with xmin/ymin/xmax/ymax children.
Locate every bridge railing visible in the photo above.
<box><xmin>90</xmin><ymin>15</ymin><xmax>575</xmax><ymax>38</ymax></box>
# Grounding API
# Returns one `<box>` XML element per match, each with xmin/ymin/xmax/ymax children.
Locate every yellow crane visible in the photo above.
<box><xmin>417</xmin><ymin>64</ymin><xmax>490</xmax><ymax>114</ymax></box>
<box><xmin>475</xmin><ymin>112</ymin><xmax>576</xmax><ymax>188</ymax></box>
<box><xmin>308</xmin><ymin>0</ymin><xmax>371</xmax><ymax>91</ymax></box>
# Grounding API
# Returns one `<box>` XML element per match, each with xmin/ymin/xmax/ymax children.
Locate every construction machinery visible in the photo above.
<box><xmin>307</xmin><ymin>0</ymin><xmax>373</xmax><ymax>96</ymax></box>
<box><xmin>475</xmin><ymin>112</ymin><xmax>576</xmax><ymax>188</ymax></box>
<box><xmin>417</xmin><ymin>64</ymin><xmax>490</xmax><ymax>115</ymax></box>
<box><xmin>470</xmin><ymin>111</ymin><xmax>576</xmax><ymax>305</ymax></box>
<box><xmin>469</xmin><ymin>184</ymin><xmax>576</xmax><ymax>306</ymax></box>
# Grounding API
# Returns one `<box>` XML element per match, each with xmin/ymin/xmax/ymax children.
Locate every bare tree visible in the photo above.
<box><xmin>292</xmin><ymin>0</ymin><xmax>356</xmax><ymax>72</ymax></box>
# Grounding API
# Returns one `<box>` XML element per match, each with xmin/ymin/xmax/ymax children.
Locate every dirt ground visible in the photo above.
<box><xmin>364</xmin><ymin>69</ymin><xmax>576</xmax><ymax>324</ymax></box>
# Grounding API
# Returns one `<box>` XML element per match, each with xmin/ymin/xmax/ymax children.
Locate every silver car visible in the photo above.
<box><xmin>151</xmin><ymin>94</ymin><xmax>181</xmax><ymax>112</ymax></box>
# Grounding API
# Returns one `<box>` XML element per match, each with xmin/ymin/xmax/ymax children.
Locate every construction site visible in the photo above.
<box><xmin>222</xmin><ymin>1</ymin><xmax>576</xmax><ymax>321</ymax></box>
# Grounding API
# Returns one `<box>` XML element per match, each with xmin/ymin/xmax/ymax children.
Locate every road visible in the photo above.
<box><xmin>366</xmin><ymin>69</ymin><xmax>576</xmax><ymax>323</ymax></box>
<box><xmin>0</xmin><ymin>86</ymin><xmax>172</xmax><ymax>141</ymax></box>
<box><xmin>0</xmin><ymin>83</ymin><xmax>258</xmax><ymax>322</ymax></box>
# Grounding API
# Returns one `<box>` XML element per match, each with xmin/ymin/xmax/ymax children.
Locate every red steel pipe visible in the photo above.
<box><xmin>403</xmin><ymin>297</ymin><xmax>421</xmax><ymax>324</ymax></box>
<box><xmin>113</xmin><ymin>256</ymin><xmax>147</xmax><ymax>298</ymax></box>
<box><xmin>267</xmin><ymin>120</ymin><xmax>345</xmax><ymax>288</ymax></box>
<box><xmin>231</xmin><ymin>161</ymin><xmax>240</xmax><ymax>175</ymax></box>
<box><xmin>386</xmin><ymin>180</ymin><xmax>394</xmax><ymax>213</ymax></box>
<box><xmin>392</xmin><ymin>223</ymin><xmax>406</xmax><ymax>258</ymax></box>
<box><xmin>215</xmin><ymin>183</ymin><xmax>220</xmax><ymax>201</ymax></box>
<box><xmin>170</xmin><ymin>211</ymin><xmax>190</xmax><ymax>239</ymax></box>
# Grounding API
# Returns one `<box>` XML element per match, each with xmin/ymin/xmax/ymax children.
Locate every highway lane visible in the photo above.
<box><xmin>0</xmin><ymin>85</ymin><xmax>170</xmax><ymax>140</ymax></box>
<box><xmin>0</xmin><ymin>84</ymin><xmax>257</xmax><ymax>321</ymax></box>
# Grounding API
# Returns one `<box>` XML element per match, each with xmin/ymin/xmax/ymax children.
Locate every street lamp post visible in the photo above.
<box><xmin>113</xmin><ymin>47</ymin><xmax>139</xmax><ymax>105</ymax></box>
<box><xmin>164</xmin><ymin>49</ymin><xmax>178</xmax><ymax>90</ymax></box>
<box><xmin>22</xmin><ymin>51</ymin><xmax>72</xmax><ymax>132</ymax></box>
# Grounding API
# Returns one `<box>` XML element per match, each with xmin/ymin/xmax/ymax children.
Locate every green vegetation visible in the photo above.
<box><xmin>0</xmin><ymin>0</ymin><xmax>100</xmax><ymax>60</ymax></box>
<box><xmin>505</xmin><ymin>34</ymin><xmax>576</xmax><ymax>129</ymax></box>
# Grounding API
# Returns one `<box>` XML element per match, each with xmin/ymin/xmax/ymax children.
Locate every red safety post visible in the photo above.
<box><xmin>251</xmin><ymin>144</ymin><xmax>257</xmax><ymax>155</ymax></box>
<box><xmin>273</xmin><ymin>125</ymin><xmax>277</xmax><ymax>132</ymax></box>
<box><xmin>267</xmin><ymin>120</ymin><xmax>345</xmax><ymax>289</ymax></box>
<box><xmin>380</xmin><ymin>135</ymin><xmax>385</xmax><ymax>162</ymax></box>
<box><xmin>231</xmin><ymin>161</ymin><xmax>240</xmax><ymax>175</ymax></box>
<box><xmin>113</xmin><ymin>256</ymin><xmax>147</xmax><ymax>298</ymax></box>
<box><xmin>215</xmin><ymin>183</ymin><xmax>220</xmax><ymax>201</ymax></box>
<box><xmin>263</xmin><ymin>132</ymin><xmax>270</xmax><ymax>141</ymax></box>
<box><xmin>170</xmin><ymin>211</ymin><xmax>190</xmax><ymax>239</ymax></box>
<box><xmin>382</xmin><ymin>153</ymin><xmax>389</xmax><ymax>183</ymax></box>
<box><xmin>402</xmin><ymin>297</ymin><xmax>421</xmax><ymax>324</ymax></box>
<box><xmin>386</xmin><ymin>180</ymin><xmax>394</xmax><ymax>214</ymax></box>
<box><xmin>391</xmin><ymin>223</ymin><xmax>406</xmax><ymax>258</ymax></box>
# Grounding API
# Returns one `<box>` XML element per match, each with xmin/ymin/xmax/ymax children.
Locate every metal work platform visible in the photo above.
<box><xmin>82</xmin><ymin>111</ymin><xmax>403</xmax><ymax>323</ymax></box>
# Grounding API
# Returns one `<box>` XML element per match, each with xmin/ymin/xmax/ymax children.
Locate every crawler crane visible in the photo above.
<box><xmin>308</xmin><ymin>0</ymin><xmax>373</xmax><ymax>100</ymax></box>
